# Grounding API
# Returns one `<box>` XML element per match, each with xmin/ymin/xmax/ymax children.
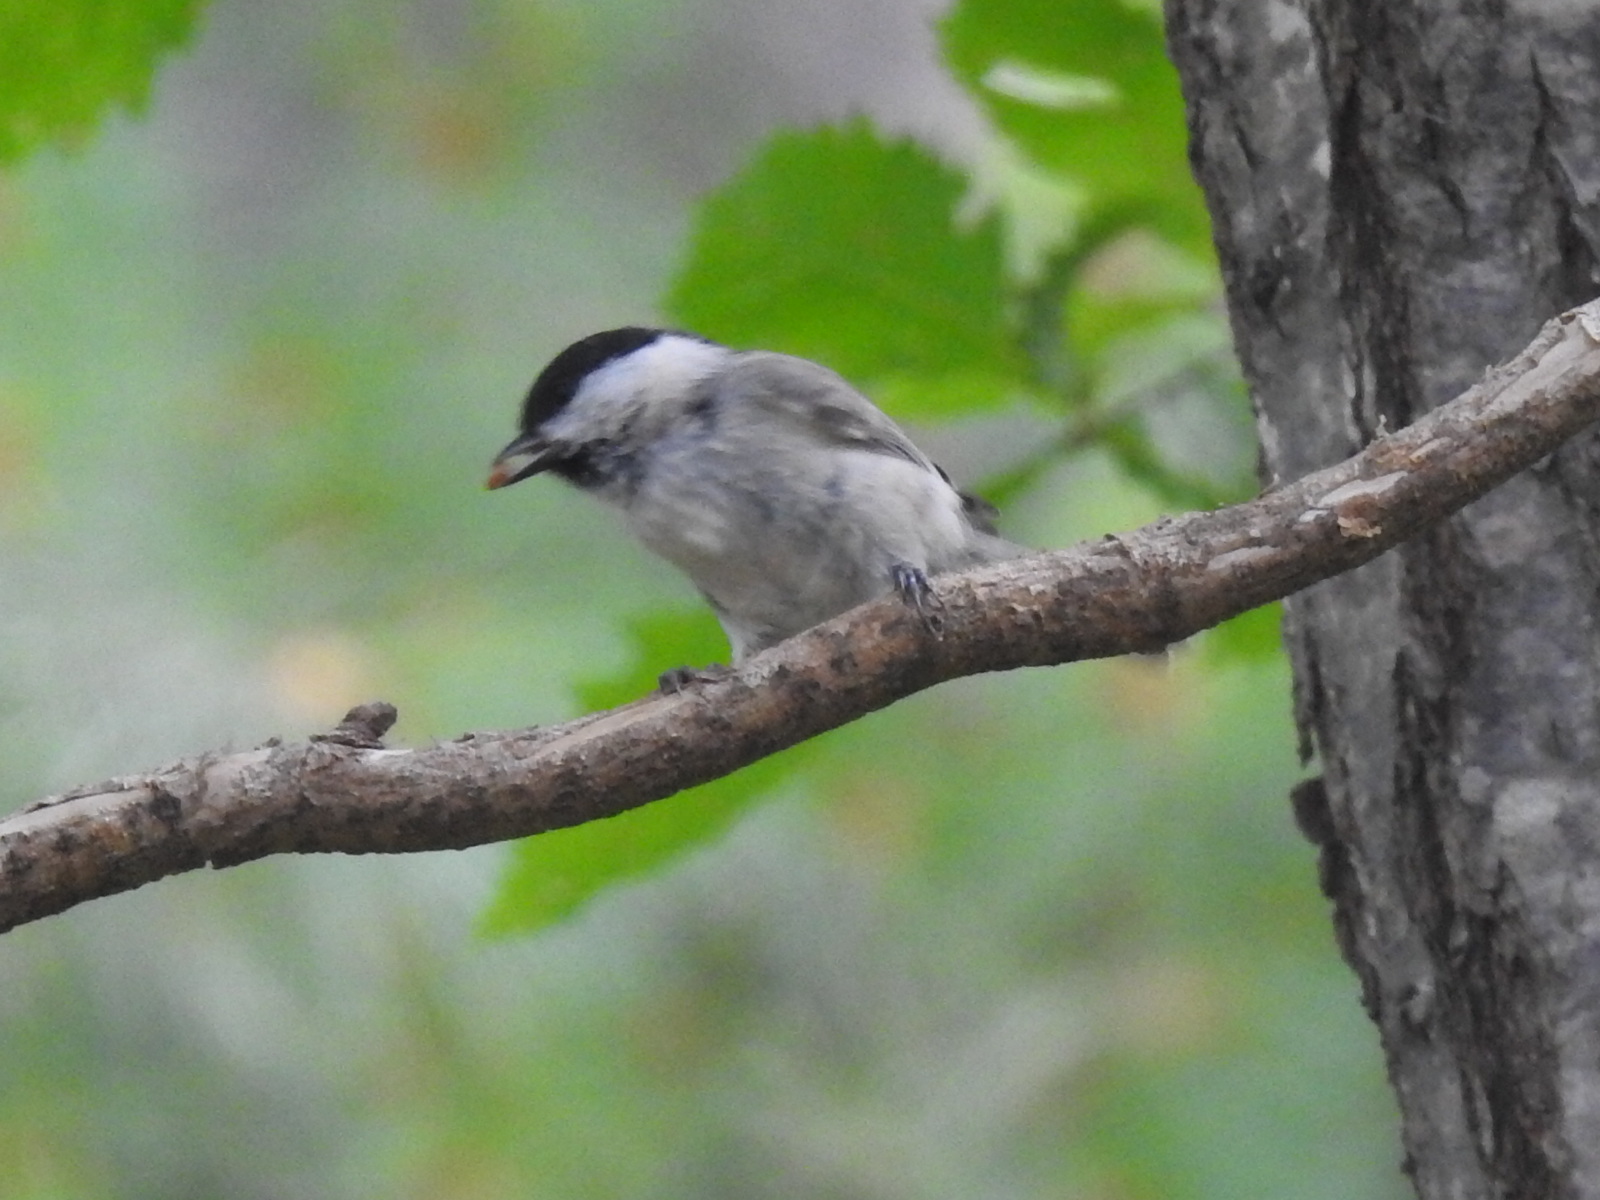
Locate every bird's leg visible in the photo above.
<box><xmin>889</xmin><ymin>563</ymin><xmax>944</xmax><ymax>636</ymax></box>
<box><xmin>658</xmin><ymin>664</ymin><xmax>732</xmax><ymax>694</ymax></box>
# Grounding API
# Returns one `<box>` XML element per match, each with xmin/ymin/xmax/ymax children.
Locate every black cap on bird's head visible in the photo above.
<box><xmin>486</xmin><ymin>326</ymin><xmax>668</xmax><ymax>490</ymax></box>
<box><xmin>517</xmin><ymin>327</ymin><xmax>668</xmax><ymax>432</ymax></box>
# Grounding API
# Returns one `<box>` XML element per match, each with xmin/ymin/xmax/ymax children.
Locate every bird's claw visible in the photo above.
<box><xmin>890</xmin><ymin>563</ymin><xmax>944</xmax><ymax>635</ymax></box>
<box><xmin>658</xmin><ymin>664</ymin><xmax>731</xmax><ymax>694</ymax></box>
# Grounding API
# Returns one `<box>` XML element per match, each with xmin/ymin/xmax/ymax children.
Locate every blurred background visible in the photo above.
<box><xmin>0</xmin><ymin>0</ymin><xmax>1404</xmax><ymax>1196</ymax></box>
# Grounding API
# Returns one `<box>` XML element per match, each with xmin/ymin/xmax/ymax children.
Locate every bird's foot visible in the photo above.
<box><xmin>658</xmin><ymin>663</ymin><xmax>732</xmax><ymax>694</ymax></box>
<box><xmin>890</xmin><ymin>563</ymin><xmax>944</xmax><ymax>636</ymax></box>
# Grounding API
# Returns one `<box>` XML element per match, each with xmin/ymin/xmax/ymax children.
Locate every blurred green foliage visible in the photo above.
<box><xmin>0</xmin><ymin>0</ymin><xmax>204</xmax><ymax>161</ymax></box>
<box><xmin>0</xmin><ymin>0</ymin><xmax>1401</xmax><ymax>1197</ymax></box>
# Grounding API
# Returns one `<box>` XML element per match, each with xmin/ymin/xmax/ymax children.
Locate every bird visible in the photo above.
<box><xmin>487</xmin><ymin>327</ymin><xmax>1025</xmax><ymax>679</ymax></box>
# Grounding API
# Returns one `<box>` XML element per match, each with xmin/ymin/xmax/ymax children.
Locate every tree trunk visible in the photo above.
<box><xmin>1165</xmin><ymin>2</ymin><xmax>1600</xmax><ymax>1196</ymax></box>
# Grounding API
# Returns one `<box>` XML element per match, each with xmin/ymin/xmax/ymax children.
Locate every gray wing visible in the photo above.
<box><xmin>716</xmin><ymin>349</ymin><xmax>1023</xmax><ymax>560</ymax></box>
<box><xmin>718</xmin><ymin>351</ymin><xmax>936</xmax><ymax>470</ymax></box>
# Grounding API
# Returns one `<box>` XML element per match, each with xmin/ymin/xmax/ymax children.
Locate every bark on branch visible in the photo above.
<box><xmin>7</xmin><ymin>299</ymin><xmax>1600</xmax><ymax>935</ymax></box>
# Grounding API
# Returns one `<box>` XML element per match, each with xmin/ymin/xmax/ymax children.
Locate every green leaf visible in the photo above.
<box><xmin>479</xmin><ymin>610</ymin><xmax>812</xmax><ymax>935</ymax></box>
<box><xmin>665</xmin><ymin>120</ymin><xmax>1024</xmax><ymax>420</ymax></box>
<box><xmin>1204</xmin><ymin>603</ymin><xmax>1284</xmax><ymax>664</ymax></box>
<box><xmin>478</xmin><ymin>761</ymin><xmax>795</xmax><ymax>935</ymax></box>
<box><xmin>941</xmin><ymin>0</ymin><xmax>1209</xmax><ymax>253</ymax></box>
<box><xmin>0</xmin><ymin>0</ymin><xmax>206</xmax><ymax>162</ymax></box>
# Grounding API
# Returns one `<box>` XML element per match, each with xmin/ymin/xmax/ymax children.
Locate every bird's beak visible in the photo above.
<box><xmin>486</xmin><ymin>432</ymin><xmax>556</xmax><ymax>490</ymax></box>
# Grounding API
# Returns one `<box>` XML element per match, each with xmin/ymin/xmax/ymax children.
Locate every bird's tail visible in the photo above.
<box><xmin>962</xmin><ymin>530</ymin><xmax>1031</xmax><ymax>567</ymax></box>
<box><xmin>954</xmin><ymin>487</ymin><xmax>1031</xmax><ymax>566</ymax></box>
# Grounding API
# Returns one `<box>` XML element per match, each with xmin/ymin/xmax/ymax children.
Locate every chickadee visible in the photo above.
<box><xmin>487</xmin><ymin>328</ymin><xmax>1024</xmax><ymax>671</ymax></box>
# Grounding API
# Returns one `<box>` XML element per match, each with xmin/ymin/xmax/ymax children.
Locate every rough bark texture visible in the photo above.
<box><xmin>6</xmin><ymin>307</ymin><xmax>1600</xmax><ymax>936</ymax></box>
<box><xmin>1166</xmin><ymin>2</ymin><xmax>1600</xmax><ymax>1196</ymax></box>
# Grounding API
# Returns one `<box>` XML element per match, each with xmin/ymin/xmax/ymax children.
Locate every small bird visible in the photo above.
<box><xmin>487</xmin><ymin>328</ymin><xmax>1024</xmax><ymax>673</ymax></box>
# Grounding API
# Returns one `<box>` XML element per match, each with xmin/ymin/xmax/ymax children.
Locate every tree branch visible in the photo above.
<box><xmin>7</xmin><ymin>300</ymin><xmax>1600</xmax><ymax>935</ymax></box>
